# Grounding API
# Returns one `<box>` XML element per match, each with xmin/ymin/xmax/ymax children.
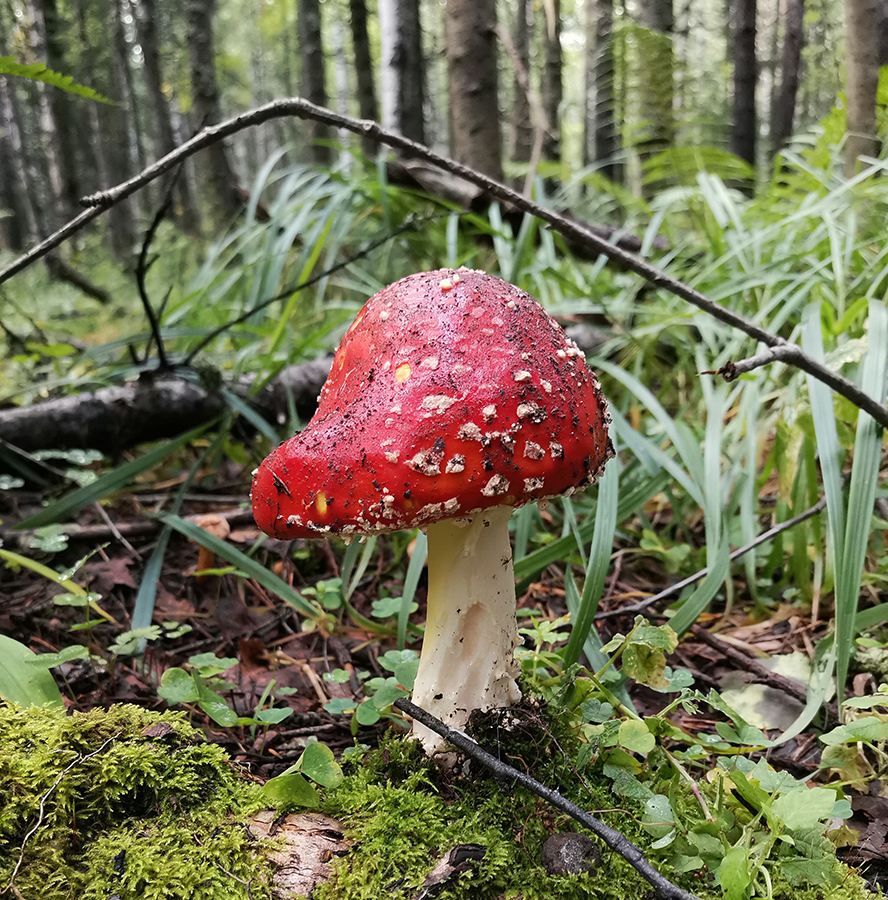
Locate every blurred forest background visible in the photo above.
<box><xmin>3</xmin><ymin>0</ymin><xmax>887</xmax><ymax>255</ymax></box>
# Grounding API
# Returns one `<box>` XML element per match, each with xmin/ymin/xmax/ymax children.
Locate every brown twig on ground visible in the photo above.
<box><xmin>1</xmin><ymin>98</ymin><xmax>885</xmax><ymax>428</ymax></box>
<box><xmin>393</xmin><ymin>697</ymin><xmax>702</xmax><ymax>900</ymax></box>
<box><xmin>690</xmin><ymin>626</ymin><xmax>840</xmax><ymax>729</ymax></box>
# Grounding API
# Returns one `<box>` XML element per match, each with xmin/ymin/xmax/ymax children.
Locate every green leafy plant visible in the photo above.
<box><xmin>157</xmin><ymin>652</ymin><xmax>292</xmax><ymax>729</ymax></box>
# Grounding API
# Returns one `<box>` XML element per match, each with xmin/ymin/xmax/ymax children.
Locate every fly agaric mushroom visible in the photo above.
<box><xmin>252</xmin><ymin>269</ymin><xmax>613</xmax><ymax>754</ymax></box>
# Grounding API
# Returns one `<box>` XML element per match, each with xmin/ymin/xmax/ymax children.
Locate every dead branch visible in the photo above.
<box><xmin>1</xmin><ymin>98</ymin><xmax>885</xmax><ymax>428</ymax></box>
<box><xmin>0</xmin><ymin>357</ymin><xmax>331</xmax><ymax>456</ymax></box>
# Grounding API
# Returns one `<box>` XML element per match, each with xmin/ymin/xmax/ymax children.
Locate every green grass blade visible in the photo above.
<box><xmin>835</xmin><ymin>299</ymin><xmax>888</xmax><ymax>695</ymax></box>
<box><xmin>563</xmin><ymin>456</ymin><xmax>620</xmax><ymax>667</ymax></box>
<box><xmin>158</xmin><ymin>513</ymin><xmax>318</xmax><ymax>618</ymax></box>
<box><xmin>667</xmin><ymin>536</ymin><xmax>730</xmax><ymax>635</ymax></box>
<box><xmin>801</xmin><ymin>301</ymin><xmax>847</xmax><ymax>694</ymax></box>
<box><xmin>18</xmin><ymin>421</ymin><xmax>217</xmax><ymax>529</ymax></box>
<box><xmin>398</xmin><ymin>530</ymin><xmax>427</xmax><ymax>650</ymax></box>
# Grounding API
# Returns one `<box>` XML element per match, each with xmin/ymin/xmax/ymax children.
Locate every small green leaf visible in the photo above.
<box><xmin>393</xmin><ymin>659</ymin><xmax>419</xmax><ymax>689</ymax></box>
<box><xmin>157</xmin><ymin>667</ymin><xmax>200</xmax><ymax>704</ymax></box>
<box><xmin>263</xmin><ymin>771</ymin><xmax>320</xmax><ymax>808</ymax></box>
<box><xmin>378</xmin><ymin>649</ymin><xmax>419</xmax><ymax>672</ymax></box>
<box><xmin>255</xmin><ymin>707</ymin><xmax>293</xmax><ymax>724</ymax></box>
<box><xmin>0</xmin><ymin>635</ymin><xmax>64</xmax><ymax>707</ymax></box>
<box><xmin>618</xmin><ymin>719</ymin><xmax>656</xmax><ymax>754</ymax></box>
<box><xmin>718</xmin><ymin>845</ymin><xmax>752</xmax><ymax>900</ymax></box>
<box><xmin>580</xmin><ymin>698</ymin><xmax>615</xmax><ymax>723</ymax></box>
<box><xmin>27</xmin><ymin>645</ymin><xmax>90</xmax><ymax>668</ymax></box>
<box><xmin>642</xmin><ymin>794</ymin><xmax>675</xmax><ymax>839</ymax></box>
<box><xmin>355</xmin><ymin>699</ymin><xmax>381</xmax><ymax>725</ymax></box>
<box><xmin>820</xmin><ymin>718</ymin><xmax>888</xmax><ymax>746</ymax></box>
<box><xmin>771</xmin><ymin>788</ymin><xmax>837</xmax><ymax>831</ymax></box>
<box><xmin>300</xmin><ymin>742</ymin><xmax>343</xmax><ymax>789</ymax></box>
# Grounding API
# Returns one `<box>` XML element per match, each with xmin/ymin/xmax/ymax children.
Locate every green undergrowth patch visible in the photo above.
<box><xmin>311</xmin><ymin>711</ymin><xmax>876</xmax><ymax>900</ymax></box>
<box><xmin>0</xmin><ymin>703</ymin><xmax>272</xmax><ymax>900</ymax></box>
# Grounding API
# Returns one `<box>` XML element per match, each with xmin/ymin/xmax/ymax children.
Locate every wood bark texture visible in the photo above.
<box><xmin>730</xmin><ymin>0</ymin><xmax>757</xmax><ymax>168</ymax></box>
<box><xmin>769</xmin><ymin>0</ymin><xmax>805</xmax><ymax>156</ymax></box>
<box><xmin>844</xmin><ymin>0</ymin><xmax>880</xmax><ymax>176</ymax></box>
<box><xmin>348</xmin><ymin>0</ymin><xmax>380</xmax><ymax>157</ymax></box>
<box><xmin>298</xmin><ymin>0</ymin><xmax>333</xmax><ymax>164</ymax></box>
<box><xmin>444</xmin><ymin>0</ymin><xmax>503</xmax><ymax>181</ymax></box>
<box><xmin>541</xmin><ymin>0</ymin><xmax>563</xmax><ymax>162</ymax></box>
<box><xmin>509</xmin><ymin>0</ymin><xmax>534</xmax><ymax>166</ymax></box>
<box><xmin>186</xmin><ymin>0</ymin><xmax>242</xmax><ymax>219</ymax></box>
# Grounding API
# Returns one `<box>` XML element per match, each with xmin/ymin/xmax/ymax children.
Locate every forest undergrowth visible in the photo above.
<box><xmin>1</xmin><ymin>109</ymin><xmax>888</xmax><ymax>900</ymax></box>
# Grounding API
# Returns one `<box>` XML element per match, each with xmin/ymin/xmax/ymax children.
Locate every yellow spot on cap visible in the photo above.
<box><xmin>316</xmin><ymin>492</ymin><xmax>328</xmax><ymax>515</ymax></box>
<box><xmin>396</xmin><ymin>363</ymin><xmax>412</xmax><ymax>382</ymax></box>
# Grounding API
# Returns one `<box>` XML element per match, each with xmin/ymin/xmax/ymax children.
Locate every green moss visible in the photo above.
<box><xmin>0</xmin><ymin>703</ymin><xmax>272</xmax><ymax>900</ymax></box>
<box><xmin>313</xmin><ymin>723</ymin><xmax>878</xmax><ymax>900</ymax></box>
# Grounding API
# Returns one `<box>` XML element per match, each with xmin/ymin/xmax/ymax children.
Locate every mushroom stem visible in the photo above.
<box><xmin>411</xmin><ymin>506</ymin><xmax>522</xmax><ymax>754</ymax></box>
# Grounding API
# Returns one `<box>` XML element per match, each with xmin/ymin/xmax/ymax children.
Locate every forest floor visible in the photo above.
<box><xmin>2</xmin><ymin>475</ymin><xmax>888</xmax><ymax>895</ymax></box>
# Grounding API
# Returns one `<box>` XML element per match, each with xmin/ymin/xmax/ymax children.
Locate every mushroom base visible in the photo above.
<box><xmin>411</xmin><ymin>506</ymin><xmax>522</xmax><ymax>754</ymax></box>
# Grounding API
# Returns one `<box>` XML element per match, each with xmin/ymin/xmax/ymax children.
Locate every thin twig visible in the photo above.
<box><xmin>3</xmin><ymin>734</ymin><xmax>119</xmax><ymax>894</ymax></box>
<box><xmin>135</xmin><ymin>172</ymin><xmax>182</xmax><ymax>368</ymax></box>
<box><xmin>1</xmin><ymin>98</ymin><xmax>886</xmax><ymax>427</ymax></box>
<box><xmin>393</xmin><ymin>697</ymin><xmax>701</xmax><ymax>900</ymax></box>
<box><xmin>596</xmin><ymin>494</ymin><xmax>828</xmax><ymax>620</ymax></box>
<box><xmin>690</xmin><ymin>626</ymin><xmax>840</xmax><ymax>730</ymax></box>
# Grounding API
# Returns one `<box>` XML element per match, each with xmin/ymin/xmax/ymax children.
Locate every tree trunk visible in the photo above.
<box><xmin>186</xmin><ymin>0</ymin><xmax>242</xmax><ymax>220</ymax></box>
<box><xmin>731</xmin><ymin>0</ymin><xmax>757</xmax><ymax>169</ymax></box>
<box><xmin>0</xmin><ymin>14</ymin><xmax>38</xmax><ymax>249</ymax></box>
<box><xmin>770</xmin><ymin>0</ymin><xmax>804</xmax><ymax>156</ymax></box>
<box><xmin>0</xmin><ymin>86</ymin><xmax>35</xmax><ymax>250</ymax></box>
<box><xmin>134</xmin><ymin>0</ymin><xmax>201</xmax><ymax>234</ymax></box>
<box><xmin>584</xmin><ymin>0</ymin><xmax>620</xmax><ymax>182</ymax></box>
<box><xmin>298</xmin><ymin>0</ymin><xmax>333</xmax><ymax>165</ymax></box>
<box><xmin>509</xmin><ymin>0</ymin><xmax>534</xmax><ymax>167</ymax></box>
<box><xmin>379</xmin><ymin>0</ymin><xmax>426</xmax><ymax>145</ymax></box>
<box><xmin>845</xmin><ymin>0</ymin><xmax>880</xmax><ymax>176</ymax></box>
<box><xmin>36</xmin><ymin>0</ymin><xmax>83</xmax><ymax>219</ymax></box>
<box><xmin>541</xmin><ymin>0</ymin><xmax>562</xmax><ymax>163</ymax></box>
<box><xmin>636</xmin><ymin>0</ymin><xmax>675</xmax><ymax>168</ymax></box>
<box><xmin>94</xmin><ymin>0</ymin><xmax>136</xmax><ymax>259</ymax></box>
<box><xmin>348</xmin><ymin>0</ymin><xmax>379</xmax><ymax>158</ymax></box>
<box><xmin>444</xmin><ymin>0</ymin><xmax>503</xmax><ymax>181</ymax></box>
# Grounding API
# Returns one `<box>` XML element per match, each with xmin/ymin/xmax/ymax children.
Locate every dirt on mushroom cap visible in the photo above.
<box><xmin>251</xmin><ymin>268</ymin><xmax>614</xmax><ymax>539</ymax></box>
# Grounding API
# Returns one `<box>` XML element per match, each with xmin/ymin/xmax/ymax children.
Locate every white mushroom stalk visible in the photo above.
<box><xmin>411</xmin><ymin>507</ymin><xmax>522</xmax><ymax>753</ymax></box>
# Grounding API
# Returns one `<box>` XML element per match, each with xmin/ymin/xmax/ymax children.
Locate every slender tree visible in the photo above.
<box><xmin>134</xmin><ymin>0</ymin><xmax>201</xmax><ymax>234</ymax></box>
<box><xmin>379</xmin><ymin>0</ymin><xmax>425</xmax><ymax>144</ymax></box>
<box><xmin>770</xmin><ymin>0</ymin><xmax>805</xmax><ymax>156</ymax></box>
<box><xmin>584</xmin><ymin>0</ymin><xmax>620</xmax><ymax>181</ymax></box>
<box><xmin>845</xmin><ymin>0</ymin><xmax>879</xmax><ymax>176</ymax></box>
<box><xmin>298</xmin><ymin>0</ymin><xmax>332</xmax><ymax>164</ymax></box>
<box><xmin>444</xmin><ymin>0</ymin><xmax>503</xmax><ymax>180</ymax></box>
<box><xmin>509</xmin><ymin>0</ymin><xmax>533</xmax><ymax>166</ymax></box>
<box><xmin>186</xmin><ymin>0</ymin><xmax>242</xmax><ymax>219</ymax></box>
<box><xmin>541</xmin><ymin>0</ymin><xmax>562</xmax><ymax>162</ymax></box>
<box><xmin>348</xmin><ymin>0</ymin><xmax>379</xmax><ymax>158</ymax></box>
<box><xmin>731</xmin><ymin>0</ymin><xmax>757</xmax><ymax>168</ymax></box>
<box><xmin>35</xmin><ymin>0</ymin><xmax>83</xmax><ymax>218</ymax></box>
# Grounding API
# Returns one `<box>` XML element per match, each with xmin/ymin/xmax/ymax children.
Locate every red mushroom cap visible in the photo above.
<box><xmin>252</xmin><ymin>269</ymin><xmax>613</xmax><ymax>539</ymax></box>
